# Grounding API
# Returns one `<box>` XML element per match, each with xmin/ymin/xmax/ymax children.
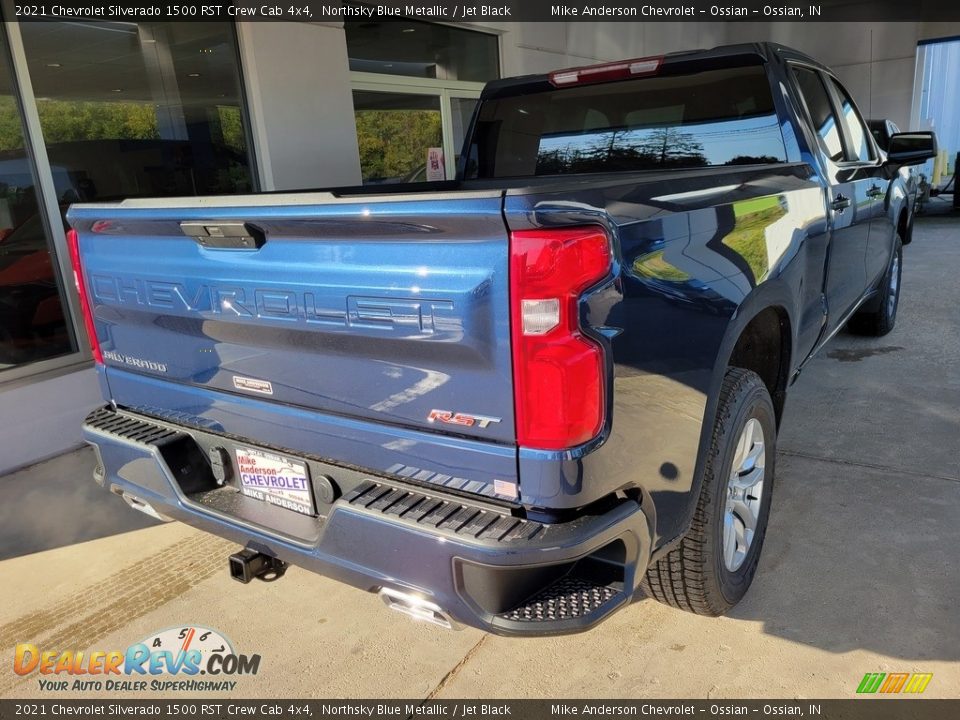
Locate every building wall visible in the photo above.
<box><xmin>0</xmin><ymin>369</ymin><xmax>101</xmax><ymax>473</ymax></box>
<box><xmin>237</xmin><ymin>22</ymin><xmax>362</xmax><ymax>190</ymax></box>
<box><xmin>723</xmin><ymin>22</ymin><xmax>921</xmax><ymax>130</ymax></box>
<box><xmin>491</xmin><ymin>21</ymin><xmax>730</xmax><ymax>77</ymax></box>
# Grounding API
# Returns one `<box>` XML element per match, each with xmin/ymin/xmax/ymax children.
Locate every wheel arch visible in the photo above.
<box><xmin>650</xmin><ymin>283</ymin><xmax>797</xmax><ymax>562</ymax></box>
<box><xmin>728</xmin><ymin>306</ymin><xmax>792</xmax><ymax>426</ymax></box>
<box><xmin>897</xmin><ymin>204</ymin><xmax>911</xmax><ymax>245</ymax></box>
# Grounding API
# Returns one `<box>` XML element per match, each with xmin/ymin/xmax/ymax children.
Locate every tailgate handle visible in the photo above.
<box><xmin>180</xmin><ymin>221</ymin><xmax>266</xmax><ymax>250</ymax></box>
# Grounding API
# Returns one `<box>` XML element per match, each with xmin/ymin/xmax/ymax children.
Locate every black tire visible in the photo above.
<box><xmin>847</xmin><ymin>237</ymin><xmax>902</xmax><ymax>337</ymax></box>
<box><xmin>642</xmin><ymin>368</ymin><xmax>776</xmax><ymax>616</ymax></box>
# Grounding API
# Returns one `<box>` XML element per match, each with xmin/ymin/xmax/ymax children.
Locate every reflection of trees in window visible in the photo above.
<box><xmin>355</xmin><ymin>110</ymin><xmax>442</xmax><ymax>182</ymax></box>
<box><xmin>724</xmin><ymin>155</ymin><xmax>782</xmax><ymax>166</ymax></box>
<box><xmin>636</xmin><ymin>127</ymin><xmax>707</xmax><ymax>167</ymax></box>
<box><xmin>536</xmin><ymin>126</ymin><xmax>707</xmax><ymax>174</ymax></box>
<box><xmin>0</xmin><ymin>98</ymin><xmax>248</xmax><ymax>181</ymax></box>
<box><xmin>0</xmin><ymin>98</ymin><xmax>25</xmax><ymax>151</ymax></box>
<box><xmin>217</xmin><ymin>106</ymin><xmax>247</xmax><ymax>154</ymax></box>
<box><xmin>34</xmin><ymin>100</ymin><xmax>159</xmax><ymax>144</ymax></box>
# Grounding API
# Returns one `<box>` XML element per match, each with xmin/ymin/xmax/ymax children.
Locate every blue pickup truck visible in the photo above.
<box><xmin>69</xmin><ymin>43</ymin><xmax>935</xmax><ymax>635</ymax></box>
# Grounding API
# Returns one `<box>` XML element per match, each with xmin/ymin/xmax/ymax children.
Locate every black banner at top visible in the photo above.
<box><xmin>0</xmin><ymin>700</ymin><xmax>959</xmax><ymax>720</ymax></box>
<box><xmin>7</xmin><ymin>0</ymin><xmax>960</xmax><ymax>23</ymax></box>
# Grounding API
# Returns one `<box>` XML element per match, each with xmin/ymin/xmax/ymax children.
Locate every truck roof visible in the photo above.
<box><xmin>480</xmin><ymin>42</ymin><xmax>830</xmax><ymax>100</ymax></box>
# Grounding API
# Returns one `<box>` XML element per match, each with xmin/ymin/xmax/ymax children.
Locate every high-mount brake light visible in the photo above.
<box><xmin>66</xmin><ymin>228</ymin><xmax>103</xmax><ymax>364</ymax></box>
<box><xmin>548</xmin><ymin>56</ymin><xmax>663</xmax><ymax>87</ymax></box>
<box><xmin>510</xmin><ymin>226</ymin><xmax>611</xmax><ymax>450</ymax></box>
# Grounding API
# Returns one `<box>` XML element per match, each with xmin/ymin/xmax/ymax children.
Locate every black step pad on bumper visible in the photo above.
<box><xmin>500</xmin><ymin>577</ymin><xmax>621</xmax><ymax>622</ymax></box>
<box><xmin>344</xmin><ymin>480</ymin><xmax>543</xmax><ymax>543</ymax></box>
<box><xmin>86</xmin><ymin>406</ymin><xmax>182</xmax><ymax>446</ymax></box>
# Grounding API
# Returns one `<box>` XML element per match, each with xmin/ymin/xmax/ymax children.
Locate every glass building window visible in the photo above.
<box><xmin>20</xmin><ymin>21</ymin><xmax>254</xmax><ymax>204</ymax></box>
<box><xmin>353</xmin><ymin>91</ymin><xmax>442</xmax><ymax>184</ymax></box>
<box><xmin>0</xmin><ymin>31</ymin><xmax>75</xmax><ymax>370</ymax></box>
<box><xmin>346</xmin><ymin>16</ymin><xmax>496</xmax><ymax>184</ymax></box>
<box><xmin>345</xmin><ymin>16</ymin><xmax>499</xmax><ymax>82</ymax></box>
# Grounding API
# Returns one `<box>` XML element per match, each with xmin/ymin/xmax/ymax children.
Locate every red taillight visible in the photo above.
<box><xmin>510</xmin><ymin>226</ymin><xmax>611</xmax><ymax>450</ymax></box>
<box><xmin>66</xmin><ymin>228</ymin><xmax>103</xmax><ymax>364</ymax></box>
<box><xmin>549</xmin><ymin>56</ymin><xmax>663</xmax><ymax>87</ymax></box>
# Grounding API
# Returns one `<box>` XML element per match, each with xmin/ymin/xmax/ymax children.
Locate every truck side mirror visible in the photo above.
<box><xmin>885</xmin><ymin>131</ymin><xmax>938</xmax><ymax>167</ymax></box>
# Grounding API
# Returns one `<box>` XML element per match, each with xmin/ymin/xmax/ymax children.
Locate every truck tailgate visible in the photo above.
<box><xmin>68</xmin><ymin>191</ymin><xmax>516</xmax><ymax>481</ymax></box>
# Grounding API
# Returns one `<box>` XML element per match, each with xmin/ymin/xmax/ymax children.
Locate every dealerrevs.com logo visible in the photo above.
<box><xmin>13</xmin><ymin>626</ymin><xmax>260</xmax><ymax>693</ymax></box>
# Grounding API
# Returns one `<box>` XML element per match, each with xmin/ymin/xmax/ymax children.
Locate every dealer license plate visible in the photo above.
<box><xmin>235</xmin><ymin>446</ymin><xmax>315</xmax><ymax>516</ymax></box>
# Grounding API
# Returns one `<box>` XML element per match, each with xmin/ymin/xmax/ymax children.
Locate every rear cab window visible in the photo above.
<box><xmin>465</xmin><ymin>62</ymin><xmax>788</xmax><ymax>179</ymax></box>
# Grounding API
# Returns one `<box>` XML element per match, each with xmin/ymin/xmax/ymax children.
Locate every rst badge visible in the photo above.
<box><xmin>427</xmin><ymin>409</ymin><xmax>501</xmax><ymax>429</ymax></box>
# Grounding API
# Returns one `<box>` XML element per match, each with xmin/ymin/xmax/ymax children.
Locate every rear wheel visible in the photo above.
<box><xmin>848</xmin><ymin>237</ymin><xmax>902</xmax><ymax>337</ymax></box>
<box><xmin>643</xmin><ymin>368</ymin><xmax>776</xmax><ymax>616</ymax></box>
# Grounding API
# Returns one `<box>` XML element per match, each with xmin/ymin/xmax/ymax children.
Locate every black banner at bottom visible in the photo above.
<box><xmin>0</xmin><ymin>700</ymin><xmax>956</xmax><ymax>720</ymax></box>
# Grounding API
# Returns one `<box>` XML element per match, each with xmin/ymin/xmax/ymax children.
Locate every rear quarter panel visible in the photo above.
<box><xmin>503</xmin><ymin>164</ymin><xmax>829</xmax><ymax>545</ymax></box>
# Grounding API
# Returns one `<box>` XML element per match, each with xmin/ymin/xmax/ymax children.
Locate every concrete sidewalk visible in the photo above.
<box><xmin>1</xmin><ymin>214</ymin><xmax>957</xmax><ymax>699</ymax></box>
<box><xmin>0</xmin><ymin>447</ymin><xmax>157</xmax><ymax>562</ymax></box>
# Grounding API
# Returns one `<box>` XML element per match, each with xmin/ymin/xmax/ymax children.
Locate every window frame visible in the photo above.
<box><xmin>346</xmin><ymin>18</ymin><xmax>498</xmax><ymax>183</ymax></box>
<box><xmin>0</xmin><ymin>17</ymin><xmax>87</xmax><ymax>383</ymax></box>
<box><xmin>788</xmin><ymin>62</ymin><xmax>848</xmax><ymax>167</ymax></box>
<box><xmin>788</xmin><ymin>61</ymin><xmax>881</xmax><ymax>170</ymax></box>
<box><xmin>350</xmin><ymin>73</ymin><xmax>483</xmax><ymax>182</ymax></box>
<box><xmin>823</xmin><ymin>74</ymin><xmax>879</xmax><ymax>165</ymax></box>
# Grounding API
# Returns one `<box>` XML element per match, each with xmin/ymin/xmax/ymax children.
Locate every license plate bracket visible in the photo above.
<box><xmin>235</xmin><ymin>446</ymin><xmax>316</xmax><ymax>517</ymax></box>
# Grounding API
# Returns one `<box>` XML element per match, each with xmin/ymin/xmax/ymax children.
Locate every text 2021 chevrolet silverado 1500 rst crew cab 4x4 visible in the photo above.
<box><xmin>69</xmin><ymin>43</ymin><xmax>935</xmax><ymax>635</ymax></box>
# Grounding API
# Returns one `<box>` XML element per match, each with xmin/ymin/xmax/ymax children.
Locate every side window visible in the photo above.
<box><xmin>792</xmin><ymin>67</ymin><xmax>845</xmax><ymax>163</ymax></box>
<box><xmin>829</xmin><ymin>78</ymin><xmax>875</xmax><ymax>163</ymax></box>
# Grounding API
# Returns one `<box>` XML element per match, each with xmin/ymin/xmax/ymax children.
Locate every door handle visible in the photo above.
<box><xmin>831</xmin><ymin>194</ymin><xmax>851</xmax><ymax>212</ymax></box>
<box><xmin>867</xmin><ymin>184</ymin><xmax>885</xmax><ymax>199</ymax></box>
<box><xmin>180</xmin><ymin>221</ymin><xmax>266</xmax><ymax>250</ymax></box>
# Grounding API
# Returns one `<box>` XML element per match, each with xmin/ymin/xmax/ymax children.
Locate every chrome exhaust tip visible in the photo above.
<box><xmin>379</xmin><ymin>588</ymin><xmax>460</xmax><ymax>630</ymax></box>
<box><xmin>119</xmin><ymin>491</ymin><xmax>172</xmax><ymax>522</ymax></box>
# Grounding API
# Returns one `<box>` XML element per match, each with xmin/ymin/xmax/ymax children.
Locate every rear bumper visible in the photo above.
<box><xmin>83</xmin><ymin>406</ymin><xmax>653</xmax><ymax>636</ymax></box>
